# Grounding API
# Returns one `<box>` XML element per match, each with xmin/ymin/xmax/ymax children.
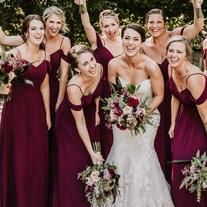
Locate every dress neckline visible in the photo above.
<box><xmin>118</xmin><ymin>76</ymin><xmax>150</xmax><ymax>87</ymax></box>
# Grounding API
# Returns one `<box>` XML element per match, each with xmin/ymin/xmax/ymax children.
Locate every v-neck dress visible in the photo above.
<box><xmin>0</xmin><ymin>60</ymin><xmax>49</xmax><ymax>207</ymax></box>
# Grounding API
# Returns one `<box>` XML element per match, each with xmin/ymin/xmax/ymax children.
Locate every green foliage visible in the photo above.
<box><xmin>0</xmin><ymin>0</ymin><xmax>206</xmax><ymax>49</ymax></box>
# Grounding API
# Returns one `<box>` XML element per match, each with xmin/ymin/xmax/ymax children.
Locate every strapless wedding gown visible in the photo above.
<box><xmin>106</xmin><ymin>77</ymin><xmax>174</xmax><ymax>207</ymax></box>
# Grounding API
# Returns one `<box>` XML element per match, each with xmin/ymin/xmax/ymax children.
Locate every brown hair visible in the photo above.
<box><xmin>145</xmin><ymin>8</ymin><xmax>166</xmax><ymax>24</ymax></box>
<box><xmin>121</xmin><ymin>23</ymin><xmax>146</xmax><ymax>42</ymax></box>
<box><xmin>21</xmin><ymin>14</ymin><xmax>45</xmax><ymax>50</ymax></box>
<box><xmin>166</xmin><ymin>35</ymin><xmax>192</xmax><ymax>61</ymax></box>
<box><xmin>68</xmin><ymin>45</ymin><xmax>93</xmax><ymax>72</ymax></box>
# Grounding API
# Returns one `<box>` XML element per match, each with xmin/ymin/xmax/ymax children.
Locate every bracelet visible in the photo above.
<box><xmin>79</xmin><ymin>4</ymin><xmax>87</xmax><ymax>14</ymax></box>
<box><xmin>195</xmin><ymin>7</ymin><xmax>203</xmax><ymax>19</ymax></box>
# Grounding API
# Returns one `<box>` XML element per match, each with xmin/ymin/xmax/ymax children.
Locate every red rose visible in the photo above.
<box><xmin>127</xmin><ymin>96</ymin><xmax>139</xmax><ymax>107</ymax></box>
<box><xmin>3</xmin><ymin>62</ymin><xmax>13</xmax><ymax>73</ymax></box>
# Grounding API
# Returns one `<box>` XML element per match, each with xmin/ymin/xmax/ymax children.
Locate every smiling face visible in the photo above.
<box><xmin>45</xmin><ymin>14</ymin><xmax>62</xmax><ymax>37</ymax></box>
<box><xmin>27</xmin><ymin>19</ymin><xmax>45</xmax><ymax>45</ymax></box>
<box><xmin>147</xmin><ymin>13</ymin><xmax>165</xmax><ymax>38</ymax></box>
<box><xmin>167</xmin><ymin>41</ymin><xmax>187</xmax><ymax>68</ymax></box>
<box><xmin>101</xmin><ymin>17</ymin><xmax>119</xmax><ymax>40</ymax></box>
<box><xmin>77</xmin><ymin>52</ymin><xmax>98</xmax><ymax>77</ymax></box>
<box><xmin>122</xmin><ymin>28</ymin><xmax>142</xmax><ymax>57</ymax></box>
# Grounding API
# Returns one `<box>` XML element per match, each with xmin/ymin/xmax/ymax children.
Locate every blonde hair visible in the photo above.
<box><xmin>69</xmin><ymin>45</ymin><xmax>93</xmax><ymax>71</ymax></box>
<box><xmin>99</xmin><ymin>9</ymin><xmax>119</xmax><ymax>28</ymax></box>
<box><xmin>166</xmin><ymin>35</ymin><xmax>192</xmax><ymax>62</ymax></box>
<box><xmin>43</xmin><ymin>6</ymin><xmax>69</xmax><ymax>33</ymax></box>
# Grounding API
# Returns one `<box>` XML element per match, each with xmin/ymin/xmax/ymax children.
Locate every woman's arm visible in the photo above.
<box><xmin>0</xmin><ymin>27</ymin><xmax>24</xmax><ymax>46</ymax></box>
<box><xmin>74</xmin><ymin>0</ymin><xmax>97</xmax><ymax>49</ymax></box>
<box><xmin>146</xmin><ymin>58</ymin><xmax>164</xmax><ymax>113</ymax></box>
<box><xmin>169</xmin><ymin>95</ymin><xmax>180</xmax><ymax>138</ymax></box>
<box><xmin>187</xmin><ymin>73</ymin><xmax>207</xmax><ymax>131</ymax></box>
<box><xmin>171</xmin><ymin>0</ymin><xmax>204</xmax><ymax>40</ymax></box>
<box><xmin>55</xmin><ymin>37</ymin><xmax>71</xmax><ymax>111</ymax></box>
<box><xmin>95</xmin><ymin>97</ymin><xmax>100</xmax><ymax>126</ymax></box>
<box><xmin>108</xmin><ymin>59</ymin><xmax>118</xmax><ymax>84</ymax></box>
<box><xmin>40</xmin><ymin>73</ymin><xmax>51</xmax><ymax>129</ymax></box>
<box><xmin>67</xmin><ymin>86</ymin><xmax>103</xmax><ymax>164</ymax></box>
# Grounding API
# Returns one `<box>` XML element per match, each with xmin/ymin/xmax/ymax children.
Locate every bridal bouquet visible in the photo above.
<box><xmin>102</xmin><ymin>83</ymin><xmax>155</xmax><ymax>135</ymax></box>
<box><xmin>78</xmin><ymin>142</ymin><xmax>120</xmax><ymax>207</ymax></box>
<box><xmin>180</xmin><ymin>150</ymin><xmax>207</xmax><ymax>203</ymax></box>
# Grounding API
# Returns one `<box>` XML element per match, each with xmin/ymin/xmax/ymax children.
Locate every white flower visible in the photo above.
<box><xmin>109</xmin><ymin>110</ymin><xmax>118</xmax><ymax>121</ymax></box>
<box><xmin>122</xmin><ymin>106</ymin><xmax>133</xmax><ymax>115</ymax></box>
<box><xmin>103</xmin><ymin>169</ymin><xmax>112</xmax><ymax>180</ymax></box>
<box><xmin>202</xmin><ymin>182</ymin><xmax>207</xmax><ymax>189</ymax></box>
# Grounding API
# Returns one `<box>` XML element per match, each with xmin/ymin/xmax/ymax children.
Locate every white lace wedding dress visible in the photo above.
<box><xmin>106</xmin><ymin>77</ymin><xmax>174</xmax><ymax>207</ymax></box>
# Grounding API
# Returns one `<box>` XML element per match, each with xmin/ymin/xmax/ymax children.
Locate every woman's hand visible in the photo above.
<box><xmin>74</xmin><ymin>0</ymin><xmax>85</xmax><ymax>6</ymax></box>
<box><xmin>95</xmin><ymin>111</ymin><xmax>100</xmax><ymax>126</ymax></box>
<box><xmin>90</xmin><ymin>151</ymin><xmax>104</xmax><ymax>165</ymax></box>
<box><xmin>192</xmin><ymin>0</ymin><xmax>203</xmax><ymax>8</ymax></box>
<box><xmin>168</xmin><ymin>124</ymin><xmax>175</xmax><ymax>139</ymax></box>
<box><xmin>46</xmin><ymin>115</ymin><xmax>52</xmax><ymax>130</ymax></box>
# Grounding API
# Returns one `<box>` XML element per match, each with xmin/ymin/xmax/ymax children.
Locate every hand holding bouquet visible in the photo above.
<box><xmin>78</xmin><ymin>142</ymin><xmax>120</xmax><ymax>207</ymax></box>
<box><xmin>180</xmin><ymin>150</ymin><xmax>207</xmax><ymax>203</ymax></box>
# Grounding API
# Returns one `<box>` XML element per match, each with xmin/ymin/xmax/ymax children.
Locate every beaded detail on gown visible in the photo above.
<box><xmin>106</xmin><ymin>77</ymin><xmax>174</xmax><ymax>207</ymax></box>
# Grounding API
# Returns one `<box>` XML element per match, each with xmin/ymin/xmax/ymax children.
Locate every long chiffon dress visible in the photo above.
<box><xmin>155</xmin><ymin>58</ymin><xmax>172</xmax><ymax>181</ymax></box>
<box><xmin>47</xmin><ymin>36</ymin><xmax>69</xmax><ymax>118</ymax></box>
<box><xmin>0</xmin><ymin>60</ymin><xmax>49</xmax><ymax>207</ymax></box>
<box><xmin>52</xmin><ymin>78</ymin><xmax>103</xmax><ymax>207</ymax></box>
<box><xmin>169</xmin><ymin>74</ymin><xmax>207</xmax><ymax>207</ymax></box>
<box><xmin>93</xmin><ymin>33</ymin><xmax>114</xmax><ymax>159</ymax></box>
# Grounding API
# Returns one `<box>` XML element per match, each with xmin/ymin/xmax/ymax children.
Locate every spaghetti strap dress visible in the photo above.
<box><xmin>0</xmin><ymin>60</ymin><xmax>49</xmax><ymax>207</ymax></box>
<box><xmin>51</xmin><ymin>79</ymin><xmax>103</xmax><ymax>207</ymax></box>
<box><xmin>93</xmin><ymin>33</ymin><xmax>114</xmax><ymax>158</ymax></box>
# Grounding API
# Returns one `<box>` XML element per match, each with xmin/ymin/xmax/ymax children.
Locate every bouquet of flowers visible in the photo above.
<box><xmin>102</xmin><ymin>81</ymin><xmax>156</xmax><ymax>135</ymax></box>
<box><xmin>0</xmin><ymin>51</ymin><xmax>29</xmax><ymax>86</ymax></box>
<box><xmin>180</xmin><ymin>150</ymin><xmax>207</xmax><ymax>203</ymax></box>
<box><xmin>78</xmin><ymin>142</ymin><xmax>120</xmax><ymax>207</ymax></box>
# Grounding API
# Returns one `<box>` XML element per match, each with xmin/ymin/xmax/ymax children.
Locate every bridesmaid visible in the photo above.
<box><xmin>52</xmin><ymin>45</ymin><xmax>104</xmax><ymax>207</ymax></box>
<box><xmin>74</xmin><ymin>0</ymin><xmax>123</xmax><ymax>158</ymax></box>
<box><xmin>167</xmin><ymin>35</ymin><xmax>207</xmax><ymax>207</ymax></box>
<box><xmin>141</xmin><ymin>0</ymin><xmax>204</xmax><ymax>180</ymax></box>
<box><xmin>0</xmin><ymin>14</ymin><xmax>51</xmax><ymax>207</ymax></box>
<box><xmin>0</xmin><ymin>6</ymin><xmax>71</xmax><ymax>116</ymax></box>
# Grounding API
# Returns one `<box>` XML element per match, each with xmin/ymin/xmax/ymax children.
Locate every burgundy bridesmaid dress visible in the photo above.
<box><xmin>155</xmin><ymin>58</ymin><xmax>172</xmax><ymax>182</ymax></box>
<box><xmin>93</xmin><ymin>33</ymin><xmax>114</xmax><ymax>159</ymax></box>
<box><xmin>0</xmin><ymin>60</ymin><xmax>49</xmax><ymax>207</ymax></box>
<box><xmin>52</xmin><ymin>79</ymin><xmax>103</xmax><ymax>207</ymax></box>
<box><xmin>47</xmin><ymin>36</ymin><xmax>69</xmax><ymax>118</ymax></box>
<box><xmin>169</xmin><ymin>74</ymin><xmax>207</xmax><ymax>207</ymax></box>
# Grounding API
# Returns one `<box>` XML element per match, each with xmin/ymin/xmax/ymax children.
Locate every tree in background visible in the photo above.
<box><xmin>0</xmin><ymin>0</ymin><xmax>206</xmax><ymax>49</ymax></box>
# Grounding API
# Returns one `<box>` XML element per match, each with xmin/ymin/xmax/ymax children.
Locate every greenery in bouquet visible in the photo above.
<box><xmin>102</xmin><ymin>78</ymin><xmax>157</xmax><ymax>135</ymax></box>
<box><xmin>180</xmin><ymin>150</ymin><xmax>207</xmax><ymax>203</ymax></box>
<box><xmin>78</xmin><ymin>142</ymin><xmax>120</xmax><ymax>207</ymax></box>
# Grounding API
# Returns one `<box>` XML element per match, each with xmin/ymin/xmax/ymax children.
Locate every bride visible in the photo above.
<box><xmin>106</xmin><ymin>23</ymin><xmax>174</xmax><ymax>206</ymax></box>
